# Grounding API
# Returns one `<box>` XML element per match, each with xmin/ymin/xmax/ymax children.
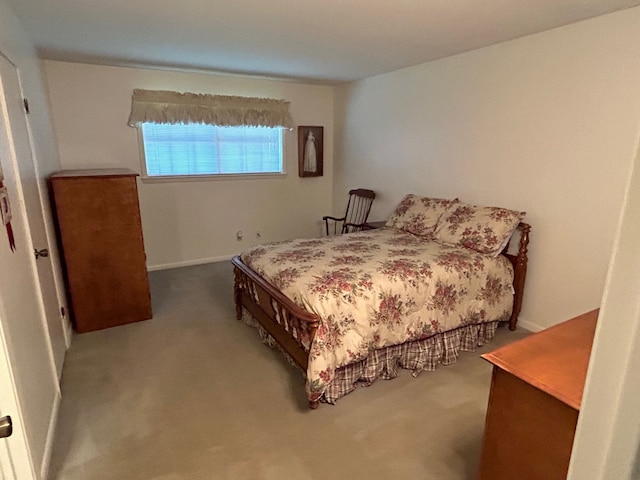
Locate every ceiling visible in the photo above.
<box><xmin>6</xmin><ymin>0</ymin><xmax>640</xmax><ymax>84</ymax></box>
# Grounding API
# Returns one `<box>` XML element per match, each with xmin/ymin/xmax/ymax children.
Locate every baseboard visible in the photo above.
<box><xmin>147</xmin><ymin>254</ymin><xmax>235</xmax><ymax>272</ymax></box>
<box><xmin>516</xmin><ymin>315</ymin><xmax>544</xmax><ymax>333</ymax></box>
<box><xmin>62</xmin><ymin>316</ymin><xmax>73</xmax><ymax>349</ymax></box>
<box><xmin>40</xmin><ymin>389</ymin><xmax>61</xmax><ymax>480</ymax></box>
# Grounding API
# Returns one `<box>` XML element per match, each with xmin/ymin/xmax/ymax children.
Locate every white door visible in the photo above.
<box><xmin>0</xmin><ymin>54</ymin><xmax>67</xmax><ymax>380</ymax></box>
<box><xmin>0</xmin><ymin>315</ymin><xmax>34</xmax><ymax>480</ymax></box>
<box><xmin>0</xmin><ymin>52</ymin><xmax>59</xmax><ymax>480</ymax></box>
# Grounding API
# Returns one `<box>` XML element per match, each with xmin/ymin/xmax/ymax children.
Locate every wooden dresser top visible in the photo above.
<box><xmin>482</xmin><ymin>309</ymin><xmax>598</xmax><ymax>410</ymax></box>
<box><xmin>51</xmin><ymin>168</ymin><xmax>138</xmax><ymax>179</ymax></box>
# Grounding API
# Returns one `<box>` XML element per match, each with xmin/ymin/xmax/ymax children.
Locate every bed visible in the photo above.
<box><xmin>232</xmin><ymin>195</ymin><xmax>531</xmax><ymax>408</ymax></box>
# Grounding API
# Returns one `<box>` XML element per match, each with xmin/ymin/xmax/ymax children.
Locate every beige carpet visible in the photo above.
<box><xmin>47</xmin><ymin>261</ymin><xmax>530</xmax><ymax>480</ymax></box>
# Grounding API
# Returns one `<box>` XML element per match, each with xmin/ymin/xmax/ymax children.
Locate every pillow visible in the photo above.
<box><xmin>386</xmin><ymin>194</ymin><xmax>458</xmax><ymax>237</ymax></box>
<box><xmin>434</xmin><ymin>202</ymin><xmax>525</xmax><ymax>256</ymax></box>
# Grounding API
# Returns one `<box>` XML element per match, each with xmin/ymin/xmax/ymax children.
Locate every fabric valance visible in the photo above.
<box><xmin>127</xmin><ymin>89</ymin><xmax>293</xmax><ymax>129</ymax></box>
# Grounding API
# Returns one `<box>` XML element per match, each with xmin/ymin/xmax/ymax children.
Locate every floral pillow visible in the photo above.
<box><xmin>434</xmin><ymin>202</ymin><xmax>526</xmax><ymax>256</ymax></box>
<box><xmin>386</xmin><ymin>194</ymin><xmax>458</xmax><ymax>237</ymax></box>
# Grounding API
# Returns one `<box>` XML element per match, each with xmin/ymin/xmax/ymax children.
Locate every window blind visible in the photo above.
<box><xmin>141</xmin><ymin>123</ymin><xmax>283</xmax><ymax>176</ymax></box>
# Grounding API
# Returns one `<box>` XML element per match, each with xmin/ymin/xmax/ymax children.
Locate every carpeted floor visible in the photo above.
<box><xmin>47</xmin><ymin>261</ymin><xmax>530</xmax><ymax>480</ymax></box>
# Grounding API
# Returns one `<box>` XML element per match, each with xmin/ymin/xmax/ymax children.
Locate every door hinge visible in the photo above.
<box><xmin>0</xmin><ymin>416</ymin><xmax>12</xmax><ymax>438</ymax></box>
<box><xmin>23</xmin><ymin>98</ymin><xmax>30</xmax><ymax>114</ymax></box>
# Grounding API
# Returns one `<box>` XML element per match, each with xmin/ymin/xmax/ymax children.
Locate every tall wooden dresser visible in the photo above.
<box><xmin>478</xmin><ymin>309</ymin><xmax>598</xmax><ymax>480</ymax></box>
<box><xmin>51</xmin><ymin>169</ymin><xmax>152</xmax><ymax>333</ymax></box>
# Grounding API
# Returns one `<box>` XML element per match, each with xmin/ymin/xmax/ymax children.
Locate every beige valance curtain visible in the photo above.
<box><xmin>127</xmin><ymin>89</ymin><xmax>293</xmax><ymax>129</ymax></box>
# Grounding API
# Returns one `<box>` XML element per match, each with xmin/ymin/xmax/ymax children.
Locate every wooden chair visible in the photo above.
<box><xmin>323</xmin><ymin>188</ymin><xmax>376</xmax><ymax>235</ymax></box>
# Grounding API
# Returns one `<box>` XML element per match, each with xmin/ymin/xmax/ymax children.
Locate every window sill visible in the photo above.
<box><xmin>140</xmin><ymin>172</ymin><xmax>288</xmax><ymax>183</ymax></box>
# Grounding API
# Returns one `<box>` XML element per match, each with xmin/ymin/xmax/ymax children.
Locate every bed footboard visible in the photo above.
<box><xmin>232</xmin><ymin>256</ymin><xmax>321</xmax><ymax>398</ymax></box>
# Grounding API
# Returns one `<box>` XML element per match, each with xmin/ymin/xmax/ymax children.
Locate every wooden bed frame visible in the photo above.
<box><xmin>232</xmin><ymin>222</ymin><xmax>531</xmax><ymax>409</ymax></box>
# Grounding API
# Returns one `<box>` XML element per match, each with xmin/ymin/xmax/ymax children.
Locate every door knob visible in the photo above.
<box><xmin>0</xmin><ymin>416</ymin><xmax>12</xmax><ymax>438</ymax></box>
<box><xmin>34</xmin><ymin>248</ymin><xmax>49</xmax><ymax>259</ymax></box>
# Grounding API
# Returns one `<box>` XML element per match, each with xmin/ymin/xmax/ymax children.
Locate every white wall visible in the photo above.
<box><xmin>334</xmin><ymin>7</ymin><xmax>640</xmax><ymax>331</ymax></box>
<box><xmin>43</xmin><ymin>62</ymin><xmax>335</xmax><ymax>269</ymax></box>
<box><xmin>569</xmin><ymin>139</ymin><xmax>640</xmax><ymax>478</ymax></box>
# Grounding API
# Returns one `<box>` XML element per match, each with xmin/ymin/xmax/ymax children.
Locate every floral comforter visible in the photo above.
<box><xmin>240</xmin><ymin>227</ymin><xmax>514</xmax><ymax>401</ymax></box>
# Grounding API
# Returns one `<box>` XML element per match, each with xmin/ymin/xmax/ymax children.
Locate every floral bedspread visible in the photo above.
<box><xmin>240</xmin><ymin>227</ymin><xmax>514</xmax><ymax>401</ymax></box>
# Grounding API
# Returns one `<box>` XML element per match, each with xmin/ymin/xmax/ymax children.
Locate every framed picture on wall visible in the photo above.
<box><xmin>298</xmin><ymin>126</ymin><xmax>323</xmax><ymax>177</ymax></box>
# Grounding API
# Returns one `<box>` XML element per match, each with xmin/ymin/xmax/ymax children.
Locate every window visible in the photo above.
<box><xmin>127</xmin><ymin>89</ymin><xmax>293</xmax><ymax>180</ymax></box>
<box><xmin>139</xmin><ymin>123</ymin><xmax>284</xmax><ymax>178</ymax></box>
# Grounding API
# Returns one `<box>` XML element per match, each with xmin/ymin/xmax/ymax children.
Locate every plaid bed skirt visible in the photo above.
<box><xmin>322</xmin><ymin>321</ymin><xmax>498</xmax><ymax>403</ymax></box>
<box><xmin>241</xmin><ymin>311</ymin><xmax>498</xmax><ymax>404</ymax></box>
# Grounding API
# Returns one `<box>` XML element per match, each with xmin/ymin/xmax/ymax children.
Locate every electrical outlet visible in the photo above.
<box><xmin>236</xmin><ymin>230</ymin><xmax>243</xmax><ymax>241</ymax></box>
